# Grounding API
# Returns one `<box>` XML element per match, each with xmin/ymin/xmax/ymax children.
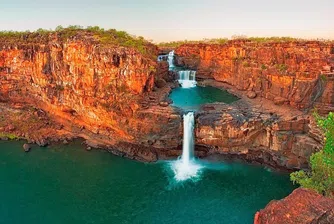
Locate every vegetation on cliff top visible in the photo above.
<box><xmin>158</xmin><ymin>35</ymin><xmax>333</xmax><ymax>48</ymax></box>
<box><xmin>0</xmin><ymin>25</ymin><xmax>156</xmax><ymax>58</ymax></box>
<box><xmin>158</xmin><ymin>38</ymin><xmax>229</xmax><ymax>48</ymax></box>
<box><xmin>291</xmin><ymin>112</ymin><xmax>334</xmax><ymax>198</ymax></box>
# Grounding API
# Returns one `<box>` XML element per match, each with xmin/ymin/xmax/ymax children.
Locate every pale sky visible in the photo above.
<box><xmin>0</xmin><ymin>0</ymin><xmax>333</xmax><ymax>42</ymax></box>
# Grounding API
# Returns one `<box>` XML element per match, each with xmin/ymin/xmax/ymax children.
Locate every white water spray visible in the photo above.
<box><xmin>171</xmin><ymin>112</ymin><xmax>202</xmax><ymax>181</ymax></box>
<box><xmin>168</xmin><ymin>51</ymin><xmax>175</xmax><ymax>68</ymax></box>
<box><xmin>178</xmin><ymin>70</ymin><xmax>197</xmax><ymax>88</ymax></box>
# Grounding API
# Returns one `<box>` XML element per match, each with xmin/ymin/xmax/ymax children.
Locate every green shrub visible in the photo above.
<box><xmin>290</xmin><ymin>112</ymin><xmax>334</xmax><ymax>197</ymax></box>
<box><xmin>0</xmin><ymin>132</ymin><xmax>18</xmax><ymax>140</ymax></box>
<box><xmin>276</xmin><ymin>64</ymin><xmax>288</xmax><ymax>72</ymax></box>
<box><xmin>320</xmin><ymin>74</ymin><xmax>327</xmax><ymax>82</ymax></box>
<box><xmin>243</xmin><ymin>61</ymin><xmax>250</xmax><ymax>67</ymax></box>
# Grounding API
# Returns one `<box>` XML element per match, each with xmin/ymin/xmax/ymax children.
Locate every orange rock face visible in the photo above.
<box><xmin>176</xmin><ymin>41</ymin><xmax>334</xmax><ymax>114</ymax></box>
<box><xmin>0</xmin><ymin>39</ymin><xmax>182</xmax><ymax>160</ymax></box>
<box><xmin>254</xmin><ymin>188</ymin><xmax>334</xmax><ymax>224</ymax></box>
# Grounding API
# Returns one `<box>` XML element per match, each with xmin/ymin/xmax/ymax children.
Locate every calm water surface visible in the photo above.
<box><xmin>0</xmin><ymin>141</ymin><xmax>295</xmax><ymax>224</ymax></box>
<box><xmin>169</xmin><ymin>86</ymin><xmax>239</xmax><ymax>111</ymax></box>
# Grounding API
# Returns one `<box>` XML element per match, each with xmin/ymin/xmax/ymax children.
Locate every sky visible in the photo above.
<box><xmin>0</xmin><ymin>0</ymin><xmax>333</xmax><ymax>42</ymax></box>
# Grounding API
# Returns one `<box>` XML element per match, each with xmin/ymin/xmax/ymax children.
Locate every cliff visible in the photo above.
<box><xmin>254</xmin><ymin>188</ymin><xmax>334</xmax><ymax>224</ymax></box>
<box><xmin>175</xmin><ymin>40</ymin><xmax>334</xmax><ymax>114</ymax></box>
<box><xmin>195</xmin><ymin>100</ymin><xmax>322</xmax><ymax>170</ymax></box>
<box><xmin>0</xmin><ymin>29</ymin><xmax>182</xmax><ymax>160</ymax></box>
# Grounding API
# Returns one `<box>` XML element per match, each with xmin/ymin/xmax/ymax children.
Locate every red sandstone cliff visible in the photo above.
<box><xmin>0</xmin><ymin>31</ymin><xmax>182</xmax><ymax>160</ymax></box>
<box><xmin>171</xmin><ymin>40</ymin><xmax>333</xmax><ymax>170</ymax></box>
<box><xmin>175</xmin><ymin>40</ymin><xmax>334</xmax><ymax>114</ymax></box>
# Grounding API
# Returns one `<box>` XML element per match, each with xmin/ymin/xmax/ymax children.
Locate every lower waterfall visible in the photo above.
<box><xmin>171</xmin><ymin>112</ymin><xmax>202</xmax><ymax>181</ymax></box>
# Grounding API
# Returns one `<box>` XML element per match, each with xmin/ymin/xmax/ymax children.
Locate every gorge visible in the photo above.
<box><xmin>0</xmin><ymin>28</ymin><xmax>333</xmax><ymax>223</ymax></box>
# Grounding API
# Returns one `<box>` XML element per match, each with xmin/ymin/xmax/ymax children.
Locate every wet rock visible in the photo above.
<box><xmin>86</xmin><ymin>146</ymin><xmax>92</xmax><ymax>151</ymax></box>
<box><xmin>63</xmin><ymin>139</ymin><xmax>69</xmax><ymax>145</ymax></box>
<box><xmin>247</xmin><ymin>91</ymin><xmax>257</xmax><ymax>99</ymax></box>
<box><xmin>254</xmin><ymin>188</ymin><xmax>334</xmax><ymax>224</ymax></box>
<box><xmin>23</xmin><ymin>143</ymin><xmax>31</xmax><ymax>152</ymax></box>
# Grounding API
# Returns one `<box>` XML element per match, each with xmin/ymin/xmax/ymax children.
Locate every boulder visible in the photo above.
<box><xmin>23</xmin><ymin>143</ymin><xmax>31</xmax><ymax>152</ymax></box>
<box><xmin>247</xmin><ymin>91</ymin><xmax>257</xmax><ymax>99</ymax></box>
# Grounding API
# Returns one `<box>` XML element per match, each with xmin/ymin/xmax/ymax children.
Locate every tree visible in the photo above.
<box><xmin>55</xmin><ymin>25</ymin><xmax>64</xmax><ymax>32</ymax></box>
<box><xmin>290</xmin><ymin>112</ymin><xmax>334</xmax><ymax>197</ymax></box>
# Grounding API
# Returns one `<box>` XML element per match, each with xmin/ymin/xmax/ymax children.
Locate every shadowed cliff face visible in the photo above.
<box><xmin>175</xmin><ymin>41</ymin><xmax>334</xmax><ymax>114</ymax></box>
<box><xmin>0</xmin><ymin>38</ymin><xmax>182</xmax><ymax>159</ymax></box>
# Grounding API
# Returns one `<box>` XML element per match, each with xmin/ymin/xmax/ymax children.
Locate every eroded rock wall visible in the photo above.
<box><xmin>0</xmin><ymin>39</ymin><xmax>182</xmax><ymax>160</ymax></box>
<box><xmin>176</xmin><ymin>41</ymin><xmax>334</xmax><ymax>114</ymax></box>
<box><xmin>195</xmin><ymin>103</ymin><xmax>323</xmax><ymax>170</ymax></box>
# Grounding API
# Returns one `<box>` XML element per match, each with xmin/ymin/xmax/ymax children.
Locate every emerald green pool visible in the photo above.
<box><xmin>0</xmin><ymin>141</ymin><xmax>295</xmax><ymax>224</ymax></box>
<box><xmin>169</xmin><ymin>86</ymin><xmax>239</xmax><ymax>111</ymax></box>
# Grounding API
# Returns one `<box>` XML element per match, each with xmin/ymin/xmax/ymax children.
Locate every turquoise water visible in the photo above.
<box><xmin>0</xmin><ymin>141</ymin><xmax>295</xmax><ymax>224</ymax></box>
<box><xmin>169</xmin><ymin>86</ymin><xmax>239</xmax><ymax>111</ymax></box>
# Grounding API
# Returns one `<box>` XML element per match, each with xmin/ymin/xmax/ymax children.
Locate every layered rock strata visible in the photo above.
<box><xmin>175</xmin><ymin>41</ymin><xmax>334</xmax><ymax>114</ymax></box>
<box><xmin>0</xmin><ymin>33</ymin><xmax>182</xmax><ymax>160</ymax></box>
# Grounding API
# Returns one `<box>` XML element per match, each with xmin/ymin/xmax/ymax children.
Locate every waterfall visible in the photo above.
<box><xmin>170</xmin><ymin>112</ymin><xmax>202</xmax><ymax>181</ymax></box>
<box><xmin>168</xmin><ymin>50</ymin><xmax>175</xmax><ymax>68</ymax></box>
<box><xmin>178</xmin><ymin>70</ymin><xmax>197</xmax><ymax>88</ymax></box>
<box><xmin>181</xmin><ymin>112</ymin><xmax>195</xmax><ymax>165</ymax></box>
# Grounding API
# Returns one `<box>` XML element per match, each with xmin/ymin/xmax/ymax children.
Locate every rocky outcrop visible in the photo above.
<box><xmin>254</xmin><ymin>188</ymin><xmax>334</xmax><ymax>224</ymax></box>
<box><xmin>0</xmin><ymin>32</ymin><xmax>182</xmax><ymax>160</ymax></box>
<box><xmin>195</xmin><ymin>98</ymin><xmax>323</xmax><ymax>170</ymax></box>
<box><xmin>175</xmin><ymin>41</ymin><xmax>334</xmax><ymax>114</ymax></box>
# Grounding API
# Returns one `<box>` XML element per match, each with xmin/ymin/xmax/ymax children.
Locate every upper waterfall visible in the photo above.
<box><xmin>168</xmin><ymin>50</ymin><xmax>175</xmax><ymax>68</ymax></box>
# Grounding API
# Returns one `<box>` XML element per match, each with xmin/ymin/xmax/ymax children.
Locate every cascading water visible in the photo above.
<box><xmin>168</xmin><ymin>50</ymin><xmax>175</xmax><ymax>68</ymax></box>
<box><xmin>167</xmin><ymin>52</ymin><xmax>202</xmax><ymax>181</ymax></box>
<box><xmin>170</xmin><ymin>112</ymin><xmax>202</xmax><ymax>181</ymax></box>
<box><xmin>178</xmin><ymin>70</ymin><xmax>197</xmax><ymax>88</ymax></box>
<box><xmin>181</xmin><ymin>112</ymin><xmax>195</xmax><ymax>165</ymax></box>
